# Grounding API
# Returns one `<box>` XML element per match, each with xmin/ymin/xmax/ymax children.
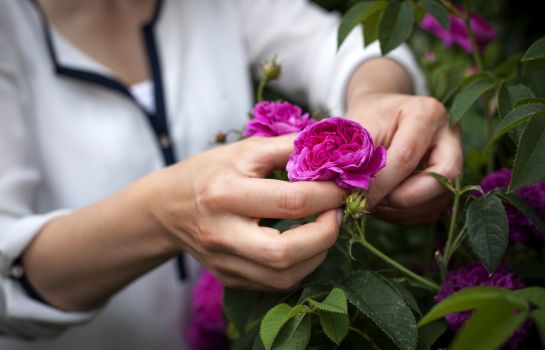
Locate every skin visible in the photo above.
<box><xmin>23</xmin><ymin>0</ymin><xmax>462</xmax><ymax>311</ymax></box>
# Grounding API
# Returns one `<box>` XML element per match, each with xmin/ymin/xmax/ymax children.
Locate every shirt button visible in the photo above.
<box><xmin>159</xmin><ymin>134</ymin><xmax>171</xmax><ymax>149</ymax></box>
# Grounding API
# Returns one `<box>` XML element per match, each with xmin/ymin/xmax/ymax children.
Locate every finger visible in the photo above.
<box><xmin>226</xmin><ymin>178</ymin><xmax>345</xmax><ymax>219</ymax></box>
<box><xmin>386</xmin><ymin>126</ymin><xmax>462</xmax><ymax>209</ymax></box>
<box><xmin>210</xmin><ymin>209</ymin><xmax>340</xmax><ymax>269</ymax></box>
<box><xmin>367</xmin><ymin>115</ymin><xmax>442</xmax><ymax>208</ymax></box>
<box><xmin>209</xmin><ymin>250</ymin><xmax>328</xmax><ymax>291</ymax></box>
<box><xmin>238</xmin><ymin>134</ymin><xmax>297</xmax><ymax>177</ymax></box>
<box><xmin>372</xmin><ymin>192</ymin><xmax>451</xmax><ymax>224</ymax></box>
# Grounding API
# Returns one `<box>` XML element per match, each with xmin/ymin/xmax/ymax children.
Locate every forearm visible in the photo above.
<box><xmin>22</xmin><ymin>175</ymin><xmax>182</xmax><ymax>312</ymax></box>
<box><xmin>346</xmin><ymin>57</ymin><xmax>413</xmax><ymax>105</ymax></box>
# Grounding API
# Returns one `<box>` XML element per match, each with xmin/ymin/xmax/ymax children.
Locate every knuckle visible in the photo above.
<box><xmin>419</xmin><ymin>97</ymin><xmax>447</xmax><ymax>123</ymax></box>
<box><xmin>201</xmin><ymin>174</ymin><xmax>232</xmax><ymax>210</ymax></box>
<box><xmin>263</xmin><ymin>244</ymin><xmax>290</xmax><ymax>270</ymax></box>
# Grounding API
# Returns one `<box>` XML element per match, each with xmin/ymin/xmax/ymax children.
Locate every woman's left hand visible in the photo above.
<box><xmin>346</xmin><ymin>92</ymin><xmax>462</xmax><ymax>225</ymax></box>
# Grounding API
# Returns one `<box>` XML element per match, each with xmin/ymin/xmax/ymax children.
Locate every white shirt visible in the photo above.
<box><xmin>0</xmin><ymin>0</ymin><xmax>426</xmax><ymax>349</ymax></box>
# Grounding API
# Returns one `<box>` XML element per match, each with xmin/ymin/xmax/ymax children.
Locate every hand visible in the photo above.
<box><xmin>346</xmin><ymin>93</ymin><xmax>463</xmax><ymax>225</ymax></box>
<box><xmin>149</xmin><ymin>136</ymin><xmax>345</xmax><ymax>290</ymax></box>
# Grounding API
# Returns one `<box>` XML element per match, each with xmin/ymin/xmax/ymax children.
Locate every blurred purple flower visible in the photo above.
<box><xmin>186</xmin><ymin>269</ymin><xmax>228</xmax><ymax>350</ymax></box>
<box><xmin>420</xmin><ymin>9</ymin><xmax>496</xmax><ymax>54</ymax></box>
<box><xmin>436</xmin><ymin>263</ymin><xmax>529</xmax><ymax>349</ymax></box>
<box><xmin>243</xmin><ymin>101</ymin><xmax>316</xmax><ymax>137</ymax></box>
<box><xmin>481</xmin><ymin>168</ymin><xmax>545</xmax><ymax>243</ymax></box>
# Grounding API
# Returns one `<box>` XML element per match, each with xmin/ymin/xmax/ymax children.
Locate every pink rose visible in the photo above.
<box><xmin>420</xmin><ymin>10</ymin><xmax>496</xmax><ymax>54</ymax></box>
<box><xmin>286</xmin><ymin>117</ymin><xmax>386</xmax><ymax>190</ymax></box>
<box><xmin>243</xmin><ymin>101</ymin><xmax>316</xmax><ymax>137</ymax></box>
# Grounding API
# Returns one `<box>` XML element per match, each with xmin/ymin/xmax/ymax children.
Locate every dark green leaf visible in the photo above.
<box><xmin>307</xmin><ymin>288</ymin><xmax>348</xmax><ymax>314</ymax></box>
<box><xmin>497</xmin><ymin>82</ymin><xmax>535</xmax><ymax>118</ymax></box>
<box><xmin>522</xmin><ymin>36</ymin><xmax>545</xmax><ymax>62</ymax></box>
<box><xmin>418</xmin><ymin>286</ymin><xmax>528</xmax><ymax>327</ymax></box>
<box><xmin>495</xmin><ymin>189</ymin><xmax>545</xmax><ymax>238</ymax></box>
<box><xmin>272</xmin><ymin>313</ymin><xmax>311</xmax><ymax>350</ymax></box>
<box><xmin>379</xmin><ymin>1</ymin><xmax>414</xmax><ymax>55</ymax></box>
<box><xmin>422</xmin><ymin>0</ymin><xmax>449</xmax><ymax>28</ymax></box>
<box><xmin>488</xmin><ymin>103</ymin><xmax>545</xmax><ymax>147</ymax></box>
<box><xmin>338</xmin><ymin>2</ymin><xmax>385</xmax><ymax>49</ymax></box>
<box><xmin>319</xmin><ymin>311</ymin><xmax>349</xmax><ymax>345</ymax></box>
<box><xmin>514</xmin><ymin>97</ymin><xmax>545</xmax><ymax>107</ymax></box>
<box><xmin>466</xmin><ymin>195</ymin><xmax>509</xmax><ymax>273</ymax></box>
<box><xmin>417</xmin><ymin>321</ymin><xmax>447</xmax><ymax>350</ymax></box>
<box><xmin>451</xmin><ymin>302</ymin><xmax>528</xmax><ymax>350</ymax></box>
<box><xmin>363</xmin><ymin>6</ymin><xmax>382</xmax><ymax>47</ymax></box>
<box><xmin>344</xmin><ymin>270</ymin><xmax>418</xmax><ymax>350</ymax></box>
<box><xmin>449</xmin><ymin>77</ymin><xmax>495</xmax><ymax>126</ymax></box>
<box><xmin>224</xmin><ymin>289</ymin><xmax>287</xmax><ymax>334</ymax></box>
<box><xmin>511</xmin><ymin>116</ymin><xmax>545</xmax><ymax>191</ymax></box>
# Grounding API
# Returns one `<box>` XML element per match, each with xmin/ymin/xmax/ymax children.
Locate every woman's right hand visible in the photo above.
<box><xmin>149</xmin><ymin>135</ymin><xmax>345</xmax><ymax>291</ymax></box>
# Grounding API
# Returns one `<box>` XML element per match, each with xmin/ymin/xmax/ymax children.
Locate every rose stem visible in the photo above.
<box><xmin>463</xmin><ymin>0</ymin><xmax>483</xmax><ymax>71</ymax></box>
<box><xmin>441</xmin><ymin>174</ymin><xmax>462</xmax><ymax>280</ymax></box>
<box><xmin>256</xmin><ymin>78</ymin><xmax>267</xmax><ymax>102</ymax></box>
<box><xmin>351</xmin><ymin>214</ymin><xmax>440</xmax><ymax>292</ymax></box>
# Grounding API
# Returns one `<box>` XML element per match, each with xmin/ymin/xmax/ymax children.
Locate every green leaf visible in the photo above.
<box><xmin>260</xmin><ymin>304</ymin><xmax>297</xmax><ymax>350</ymax></box>
<box><xmin>344</xmin><ymin>270</ymin><xmax>418</xmax><ymax>350</ymax></box>
<box><xmin>460</xmin><ymin>185</ymin><xmax>483</xmax><ymax>196</ymax></box>
<box><xmin>522</xmin><ymin>36</ymin><xmax>545</xmax><ymax>62</ymax></box>
<box><xmin>510</xmin><ymin>116</ymin><xmax>545</xmax><ymax>191</ymax></box>
<box><xmin>514</xmin><ymin>97</ymin><xmax>545</xmax><ymax>107</ymax></box>
<box><xmin>512</xmin><ymin>287</ymin><xmax>545</xmax><ymax>308</ymax></box>
<box><xmin>466</xmin><ymin>194</ymin><xmax>509</xmax><ymax>273</ymax></box>
<box><xmin>418</xmin><ymin>286</ymin><xmax>528</xmax><ymax>327</ymax></box>
<box><xmin>531</xmin><ymin>309</ymin><xmax>545</xmax><ymax>347</ymax></box>
<box><xmin>424</xmin><ymin>171</ymin><xmax>455</xmax><ymax>193</ymax></box>
<box><xmin>379</xmin><ymin>1</ymin><xmax>414</xmax><ymax>55</ymax></box>
<box><xmin>451</xmin><ymin>302</ymin><xmax>528</xmax><ymax>350</ymax></box>
<box><xmin>449</xmin><ymin>77</ymin><xmax>495</xmax><ymax>126</ymax></box>
<box><xmin>495</xmin><ymin>189</ymin><xmax>545</xmax><ymax>238</ymax></box>
<box><xmin>389</xmin><ymin>281</ymin><xmax>422</xmax><ymax>317</ymax></box>
<box><xmin>421</xmin><ymin>0</ymin><xmax>449</xmax><ymax>29</ymax></box>
<box><xmin>488</xmin><ymin>103</ymin><xmax>545</xmax><ymax>147</ymax></box>
<box><xmin>272</xmin><ymin>313</ymin><xmax>311</xmax><ymax>350</ymax></box>
<box><xmin>417</xmin><ymin>321</ymin><xmax>447</xmax><ymax>350</ymax></box>
<box><xmin>319</xmin><ymin>311</ymin><xmax>349</xmax><ymax>345</ymax></box>
<box><xmin>363</xmin><ymin>5</ymin><xmax>383</xmax><ymax>47</ymax></box>
<box><xmin>224</xmin><ymin>289</ymin><xmax>287</xmax><ymax>334</ymax></box>
<box><xmin>307</xmin><ymin>288</ymin><xmax>348</xmax><ymax>314</ymax></box>
<box><xmin>338</xmin><ymin>1</ymin><xmax>386</xmax><ymax>49</ymax></box>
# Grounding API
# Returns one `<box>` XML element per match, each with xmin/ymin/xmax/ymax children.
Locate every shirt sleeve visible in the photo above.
<box><xmin>0</xmin><ymin>31</ymin><xmax>97</xmax><ymax>340</ymax></box>
<box><xmin>235</xmin><ymin>0</ymin><xmax>427</xmax><ymax>115</ymax></box>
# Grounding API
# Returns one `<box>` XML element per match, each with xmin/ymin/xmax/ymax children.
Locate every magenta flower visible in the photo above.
<box><xmin>420</xmin><ymin>10</ymin><xmax>496</xmax><ymax>53</ymax></box>
<box><xmin>480</xmin><ymin>168</ymin><xmax>545</xmax><ymax>243</ymax></box>
<box><xmin>436</xmin><ymin>264</ymin><xmax>530</xmax><ymax>349</ymax></box>
<box><xmin>186</xmin><ymin>269</ymin><xmax>228</xmax><ymax>350</ymax></box>
<box><xmin>243</xmin><ymin>101</ymin><xmax>316</xmax><ymax>137</ymax></box>
<box><xmin>286</xmin><ymin>117</ymin><xmax>386</xmax><ymax>190</ymax></box>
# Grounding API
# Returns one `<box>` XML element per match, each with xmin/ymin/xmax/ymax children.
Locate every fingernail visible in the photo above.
<box><xmin>336</xmin><ymin>209</ymin><xmax>344</xmax><ymax>227</ymax></box>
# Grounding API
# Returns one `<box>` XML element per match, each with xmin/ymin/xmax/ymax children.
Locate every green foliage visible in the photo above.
<box><xmin>337</xmin><ymin>1</ymin><xmax>385</xmax><ymax>48</ymax></box>
<box><xmin>417</xmin><ymin>321</ymin><xmax>447</xmax><ymax>350</ymax></box>
<box><xmin>449</xmin><ymin>77</ymin><xmax>496</xmax><ymax>126</ymax></box>
<box><xmin>489</xmin><ymin>103</ymin><xmax>545</xmax><ymax>146</ymax></box>
<box><xmin>344</xmin><ymin>271</ymin><xmax>418</xmax><ymax>350</ymax></box>
<box><xmin>307</xmin><ymin>288</ymin><xmax>348</xmax><ymax>314</ymax></box>
<box><xmin>379</xmin><ymin>2</ymin><xmax>414</xmax><ymax>54</ymax></box>
<box><xmin>466</xmin><ymin>194</ymin><xmax>509</xmax><ymax>273</ymax></box>
<box><xmin>522</xmin><ymin>36</ymin><xmax>545</xmax><ymax>62</ymax></box>
<box><xmin>494</xmin><ymin>189</ymin><xmax>545</xmax><ymax>238</ymax></box>
<box><xmin>511</xmin><ymin>116</ymin><xmax>545</xmax><ymax>190</ymax></box>
<box><xmin>421</xmin><ymin>0</ymin><xmax>449</xmax><ymax>29</ymax></box>
<box><xmin>271</xmin><ymin>313</ymin><xmax>311</xmax><ymax>350</ymax></box>
<box><xmin>318</xmin><ymin>311</ymin><xmax>349</xmax><ymax>344</ymax></box>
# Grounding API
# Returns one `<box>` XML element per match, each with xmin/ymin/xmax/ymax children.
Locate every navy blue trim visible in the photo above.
<box><xmin>10</xmin><ymin>257</ymin><xmax>49</xmax><ymax>305</ymax></box>
<box><xmin>30</xmin><ymin>0</ymin><xmax>187</xmax><ymax>281</ymax></box>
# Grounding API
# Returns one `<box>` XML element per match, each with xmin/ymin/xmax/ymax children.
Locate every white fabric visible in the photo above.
<box><xmin>130</xmin><ymin>81</ymin><xmax>156</xmax><ymax>115</ymax></box>
<box><xmin>0</xmin><ymin>0</ymin><xmax>426</xmax><ymax>348</ymax></box>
